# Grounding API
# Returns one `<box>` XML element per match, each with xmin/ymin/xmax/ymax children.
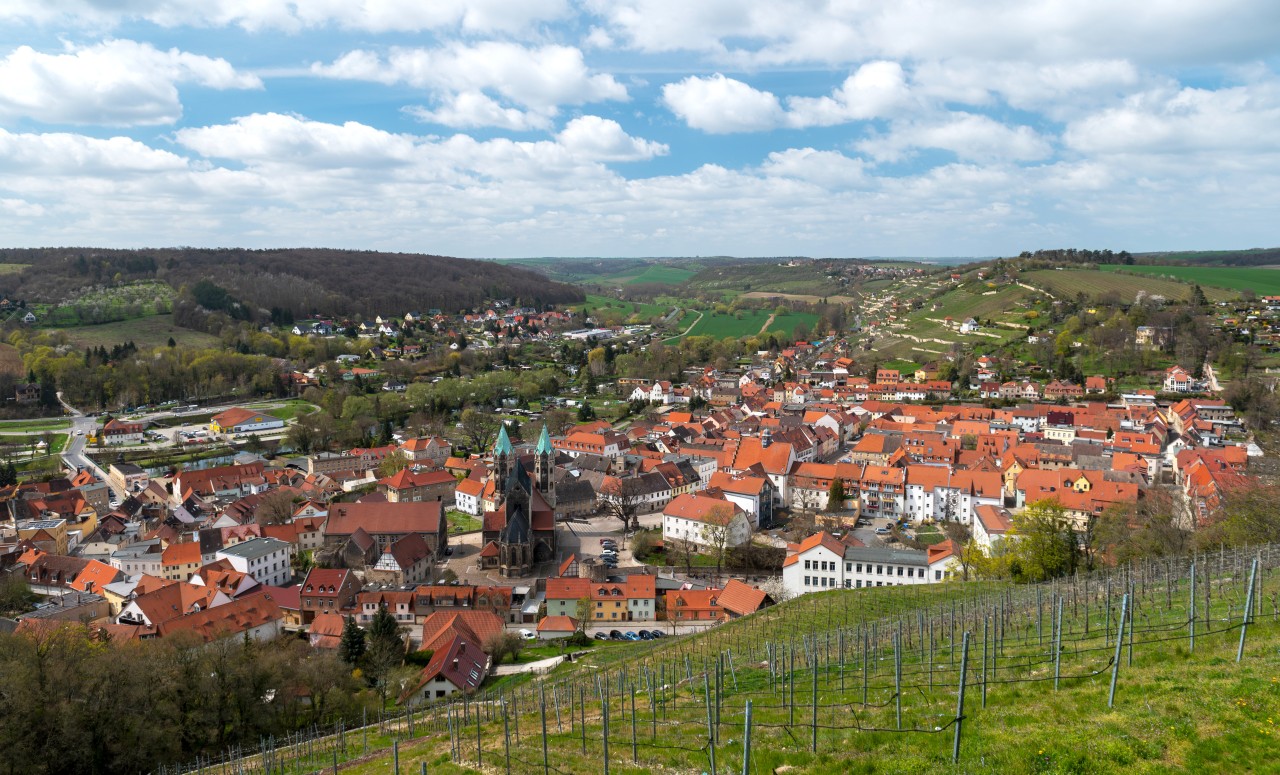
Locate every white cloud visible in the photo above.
<box><xmin>786</xmin><ymin>61</ymin><xmax>915</xmax><ymax>127</ymax></box>
<box><xmin>0</xmin><ymin>40</ymin><xmax>261</xmax><ymax>126</ymax></box>
<box><xmin>589</xmin><ymin>0</ymin><xmax>1280</xmax><ymax>67</ymax></box>
<box><xmin>662</xmin><ymin>74</ymin><xmax>785</xmax><ymax>133</ymax></box>
<box><xmin>175</xmin><ymin>113</ymin><xmax>418</xmax><ymax>168</ymax></box>
<box><xmin>760</xmin><ymin>148</ymin><xmax>868</xmax><ymax>188</ymax></box>
<box><xmin>312</xmin><ymin>42</ymin><xmax>626</xmax><ymax>129</ymax></box>
<box><xmin>404</xmin><ymin>93</ymin><xmax>549</xmax><ymax>132</ymax></box>
<box><xmin>0</xmin><ymin>0</ymin><xmax>570</xmax><ymax>34</ymax></box>
<box><xmin>913</xmin><ymin>59</ymin><xmax>1144</xmax><ymax>119</ymax></box>
<box><xmin>0</xmin><ymin>127</ymin><xmax>189</xmax><ymax>173</ymax></box>
<box><xmin>1064</xmin><ymin>81</ymin><xmax>1280</xmax><ymax>155</ymax></box>
<box><xmin>858</xmin><ymin>114</ymin><xmax>1053</xmax><ymax>163</ymax></box>
<box><xmin>556</xmin><ymin>116</ymin><xmax>668</xmax><ymax>161</ymax></box>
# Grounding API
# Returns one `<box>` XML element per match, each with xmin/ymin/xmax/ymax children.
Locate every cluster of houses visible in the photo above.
<box><xmin>0</xmin><ymin>321</ymin><xmax>1263</xmax><ymax>703</ymax></box>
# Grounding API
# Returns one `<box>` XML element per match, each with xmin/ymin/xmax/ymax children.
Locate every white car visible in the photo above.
<box><xmin>518</xmin><ymin>629</ymin><xmax>536</xmax><ymax>640</ymax></box>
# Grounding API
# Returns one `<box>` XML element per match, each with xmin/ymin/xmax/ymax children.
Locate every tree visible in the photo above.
<box><xmin>699</xmin><ymin>505</ymin><xmax>737</xmax><ymax>585</ymax></box>
<box><xmin>826</xmin><ymin>478</ymin><xmax>846</xmax><ymax>512</ymax></box>
<box><xmin>1095</xmin><ymin>489</ymin><xmax>1190</xmax><ymax>564</ymax></box>
<box><xmin>941</xmin><ymin>522</ymin><xmax>977</xmax><ymax>581</ymax></box>
<box><xmin>484</xmin><ymin>631</ymin><xmax>525</xmax><ymax>665</ymax></box>
<box><xmin>363</xmin><ymin>604</ymin><xmax>405</xmax><ymax>704</ymax></box>
<box><xmin>630</xmin><ymin>529</ymin><xmax>656</xmax><ymax>561</ymax></box>
<box><xmin>254</xmin><ymin>488</ymin><xmax>298</xmax><ymax>525</ymax></box>
<box><xmin>575</xmin><ymin>596</ymin><xmax>593</xmax><ymax>631</ymax></box>
<box><xmin>376</xmin><ymin>452</ymin><xmax>411</xmax><ymax>478</ymax></box>
<box><xmin>338</xmin><ymin>615</ymin><xmax>365</xmax><ymax>665</ymax></box>
<box><xmin>543</xmin><ymin>407</ymin><xmax>575</xmax><ymax>436</ymax></box>
<box><xmin>459</xmin><ymin>407</ymin><xmax>498</xmax><ymax>452</ymax></box>
<box><xmin>598</xmin><ymin>476</ymin><xmax>646</xmax><ymax>531</ymax></box>
<box><xmin>1007</xmin><ymin>499</ymin><xmax>1080</xmax><ymax>583</ymax></box>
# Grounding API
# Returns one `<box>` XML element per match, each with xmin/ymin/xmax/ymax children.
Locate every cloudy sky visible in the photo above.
<box><xmin>1</xmin><ymin>1</ymin><xmax>1278</xmax><ymax>258</ymax></box>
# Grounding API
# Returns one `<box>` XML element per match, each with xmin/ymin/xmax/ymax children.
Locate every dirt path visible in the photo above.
<box><xmin>758</xmin><ymin>312</ymin><xmax>776</xmax><ymax>334</ymax></box>
<box><xmin>662</xmin><ymin>310</ymin><xmax>704</xmax><ymax>342</ymax></box>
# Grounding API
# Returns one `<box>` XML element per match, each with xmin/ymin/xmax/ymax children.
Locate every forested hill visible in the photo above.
<box><xmin>0</xmin><ymin>248</ymin><xmax>583</xmax><ymax>317</ymax></box>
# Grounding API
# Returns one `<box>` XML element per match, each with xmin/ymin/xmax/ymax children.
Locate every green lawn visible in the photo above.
<box><xmin>244</xmin><ymin>399</ymin><xmax>317</xmax><ymax>421</ymax></box>
<box><xmin>1022</xmin><ymin>268</ymin><xmax>1235</xmax><ymax>302</ymax></box>
<box><xmin>0</xmin><ymin>417</ymin><xmax>71</xmax><ymax>432</ymax></box>
<box><xmin>1101</xmin><ymin>264</ymin><xmax>1280</xmax><ymax>296</ymax></box>
<box><xmin>446</xmin><ymin>509</ymin><xmax>482</xmax><ymax>534</ymax></box>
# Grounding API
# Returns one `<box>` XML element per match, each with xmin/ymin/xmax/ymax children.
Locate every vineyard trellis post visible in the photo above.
<box><xmin>1107</xmin><ymin>593</ymin><xmax>1129</xmax><ymax>708</ymax></box>
<box><xmin>953</xmin><ymin>631</ymin><xmax>970</xmax><ymax>764</ymax></box>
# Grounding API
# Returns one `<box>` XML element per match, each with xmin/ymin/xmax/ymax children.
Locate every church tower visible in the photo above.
<box><xmin>534</xmin><ymin>424</ymin><xmax>555</xmax><ymax>503</ymax></box>
<box><xmin>493</xmin><ymin>423</ymin><xmax>513</xmax><ymax>491</ymax></box>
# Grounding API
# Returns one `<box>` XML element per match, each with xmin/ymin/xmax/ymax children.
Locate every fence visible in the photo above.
<box><xmin>163</xmin><ymin>543</ymin><xmax>1280</xmax><ymax>774</ymax></box>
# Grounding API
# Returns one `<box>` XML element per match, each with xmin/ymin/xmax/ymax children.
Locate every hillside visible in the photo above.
<box><xmin>0</xmin><ymin>248</ymin><xmax>583</xmax><ymax>319</ymax></box>
<box><xmin>184</xmin><ymin>547</ymin><xmax>1280</xmax><ymax>775</ymax></box>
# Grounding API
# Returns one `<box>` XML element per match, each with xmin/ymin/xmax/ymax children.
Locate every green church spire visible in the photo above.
<box><xmin>536</xmin><ymin>424</ymin><xmax>553</xmax><ymax>456</ymax></box>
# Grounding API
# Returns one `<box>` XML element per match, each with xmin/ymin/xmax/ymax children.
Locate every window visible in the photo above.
<box><xmin>804</xmin><ymin>575</ymin><xmax>810</xmax><ymax>586</ymax></box>
<box><xmin>897</xmin><ymin>567</ymin><xmax>904</xmax><ymax>576</ymax></box>
<box><xmin>844</xmin><ymin>580</ymin><xmax>851</xmax><ymax>588</ymax></box>
<box><xmin>856</xmin><ymin>580</ymin><xmax>862</xmax><ymax>588</ymax></box>
<box><xmin>856</xmin><ymin>563</ymin><xmax>862</xmax><ymax>573</ymax></box>
<box><xmin>804</xmin><ymin>560</ymin><xmax>811</xmax><ymax>570</ymax></box>
<box><xmin>876</xmin><ymin>565</ymin><xmax>883</xmax><ymax>575</ymax></box>
<box><xmin>846</xmin><ymin>563</ymin><xmax>852</xmax><ymax>572</ymax></box>
<box><xmin>935</xmin><ymin>570</ymin><xmax>942</xmax><ymax>580</ymax></box>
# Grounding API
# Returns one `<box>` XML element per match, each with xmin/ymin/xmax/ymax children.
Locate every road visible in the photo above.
<box><xmin>55</xmin><ymin>392</ymin><xmax>128</xmax><ymax>502</ymax></box>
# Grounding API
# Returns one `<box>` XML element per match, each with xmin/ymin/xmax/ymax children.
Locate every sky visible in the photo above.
<box><xmin>1</xmin><ymin>2</ymin><xmax>1279</xmax><ymax>259</ymax></box>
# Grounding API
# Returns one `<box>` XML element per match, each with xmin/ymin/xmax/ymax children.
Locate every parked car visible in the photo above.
<box><xmin>638</xmin><ymin>630</ymin><xmax>653</xmax><ymax>640</ymax></box>
<box><xmin>593</xmin><ymin>632</ymin><xmax>607</xmax><ymax>640</ymax></box>
<box><xmin>609</xmin><ymin>629</ymin><xmax>624</xmax><ymax>640</ymax></box>
<box><xmin>518</xmin><ymin>629</ymin><xmax>536</xmax><ymax>640</ymax></box>
<box><xmin>874</xmin><ymin>527</ymin><xmax>890</xmax><ymax>535</ymax></box>
<box><xmin>624</xmin><ymin>631</ymin><xmax>639</xmax><ymax>641</ymax></box>
<box><xmin>649</xmin><ymin>630</ymin><xmax>665</xmax><ymax>638</ymax></box>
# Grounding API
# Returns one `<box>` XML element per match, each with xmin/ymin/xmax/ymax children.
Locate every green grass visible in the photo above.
<box><xmin>0</xmin><ymin>263</ymin><xmax>27</xmax><ymax>275</ymax></box>
<box><xmin>1101</xmin><ymin>264</ymin><xmax>1280</xmax><ymax>296</ymax></box>
<box><xmin>446</xmin><ymin>509</ymin><xmax>482</xmax><ymax>534</ymax></box>
<box><xmin>46</xmin><ymin>314</ymin><xmax>221</xmax><ymax>350</ymax></box>
<box><xmin>616</xmin><ymin>265</ymin><xmax>696</xmax><ymax>286</ymax></box>
<box><xmin>0</xmin><ymin>417</ymin><xmax>71</xmax><ymax>432</ymax></box>
<box><xmin>243</xmin><ymin>399</ymin><xmax>317</xmax><ymax>421</ymax></box>
<box><xmin>196</xmin><ymin>552</ymin><xmax>1280</xmax><ymax>775</ymax></box>
<box><xmin>1021</xmin><ymin>269</ymin><xmax>1235</xmax><ymax>302</ymax></box>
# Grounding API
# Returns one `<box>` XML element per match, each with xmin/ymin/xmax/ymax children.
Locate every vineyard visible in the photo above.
<box><xmin>168</xmin><ymin>545</ymin><xmax>1280</xmax><ymax>775</ymax></box>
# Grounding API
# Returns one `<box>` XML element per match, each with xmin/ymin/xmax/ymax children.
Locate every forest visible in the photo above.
<box><xmin>0</xmin><ymin>247</ymin><xmax>583</xmax><ymax>320</ymax></box>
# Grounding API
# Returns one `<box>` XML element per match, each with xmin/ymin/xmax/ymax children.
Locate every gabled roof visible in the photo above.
<box><xmin>717</xmin><ymin>579</ymin><xmax>770</xmax><ymax>616</ymax></box>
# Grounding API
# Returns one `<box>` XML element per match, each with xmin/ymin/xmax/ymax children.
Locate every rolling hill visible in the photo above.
<box><xmin>0</xmin><ymin>248</ymin><xmax>583</xmax><ymax>319</ymax></box>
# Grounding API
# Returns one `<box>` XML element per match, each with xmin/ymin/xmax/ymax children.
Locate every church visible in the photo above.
<box><xmin>479</xmin><ymin>425</ymin><xmax>558</xmax><ymax>577</ymax></box>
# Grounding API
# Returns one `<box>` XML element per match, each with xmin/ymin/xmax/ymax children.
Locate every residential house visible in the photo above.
<box><xmin>661</xmin><ymin>493</ymin><xmax>752</xmax><ymax>550</ymax></box>
<box><xmin>299</xmin><ymin>568</ymin><xmax>362</xmax><ymax>623</ymax></box>
<box><xmin>215</xmin><ymin>537</ymin><xmax>294</xmax><ymax>587</ymax></box>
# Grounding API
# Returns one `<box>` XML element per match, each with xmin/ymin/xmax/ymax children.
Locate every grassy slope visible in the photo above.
<box><xmin>321</xmin><ymin>561</ymin><xmax>1280</xmax><ymax>775</ymax></box>
<box><xmin>1102</xmin><ymin>264</ymin><xmax>1280</xmax><ymax>296</ymax></box>
<box><xmin>45</xmin><ymin>314</ymin><xmax>221</xmax><ymax>350</ymax></box>
<box><xmin>1020</xmin><ymin>269</ymin><xmax>1235</xmax><ymax>302</ymax></box>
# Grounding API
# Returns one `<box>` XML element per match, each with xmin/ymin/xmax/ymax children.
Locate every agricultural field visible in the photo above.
<box><xmin>44</xmin><ymin>314</ymin><xmax>221</xmax><ymax>350</ymax></box>
<box><xmin>740</xmin><ymin>291</ymin><xmax>858</xmax><ymax>304</ymax></box>
<box><xmin>686</xmin><ymin>262</ymin><xmax>846</xmax><ymax>297</ymax></box>
<box><xmin>272</xmin><ymin>550</ymin><xmax>1280</xmax><ymax>775</ymax></box>
<box><xmin>1020</xmin><ymin>269</ymin><xmax>1235</xmax><ymax>302</ymax></box>
<box><xmin>0</xmin><ymin>263</ymin><xmax>26</xmax><ymax>275</ymax></box>
<box><xmin>578</xmin><ymin>294</ymin><xmax>675</xmax><ymax>323</ymax></box>
<box><xmin>684</xmin><ymin>309</ymin><xmax>819</xmax><ymax>339</ymax></box>
<box><xmin>603</xmin><ymin>265</ymin><xmax>697</xmax><ymax>286</ymax></box>
<box><xmin>1101</xmin><ymin>264</ymin><xmax>1280</xmax><ymax>296</ymax></box>
<box><xmin>0</xmin><ymin>417</ymin><xmax>71</xmax><ymax>433</ymax></box>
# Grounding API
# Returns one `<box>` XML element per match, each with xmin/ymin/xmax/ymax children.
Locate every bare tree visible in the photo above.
<box><xmin>598</xmin><ymin>476</ymin><xmax>646</xmax><ymax>531</ymax></box>
<box><xmin>699</xmin><ymin>505</ymin><xmax>737</xmax><ymax>586</ymax></box>
<box><xmin>459</xmin><ymin>407</ymin><xmax>498</xmax><ymax>452</ymax></box>
<box><xmin>255</xmin><ymin>488</ymin><xmax>299</xmax><ymax>525</ymax></box>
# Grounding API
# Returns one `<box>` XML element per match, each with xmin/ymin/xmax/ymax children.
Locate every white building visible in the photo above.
<box><xmin>661</xmin><ymin>493</ymin><xmax>752</xmax><ymax>549</ymax></box>
<box><xmin>215</xmin><ymin>537</ymin><xmax>294</xmax><ymax>587</ymax></box>
<box><xmin>782</xmin><ymin>532</ymin><xmax>958</xmax><ymax>598</ymax></box>
<box><xmin>972</xmin><ymin>505</ymin><xmax>1015</xmax><ymax>552</ymax></box>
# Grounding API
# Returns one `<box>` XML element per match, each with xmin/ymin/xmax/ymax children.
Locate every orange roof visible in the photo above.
<box><xmin>662</xmin><ymin>493</ymin><xmax>743</xmax><ymax>524</ymax></box>
<box><xmin>161</xmin><ymin>541</ymin><xmax>202</xmax><ymax>568</ymax></box>
<box><xmin>537</xmin><ymin>615</ymin><xmax>578</xmax><ymax>632</ymax></box>
<box><xmin>717</xmin><ymin>579</ymin><xmax>769</xmax><ymax>617</ymax></box>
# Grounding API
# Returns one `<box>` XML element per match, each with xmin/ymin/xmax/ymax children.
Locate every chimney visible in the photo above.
<box><xmin>761</xmin><ymin>428</ymin><xmax>772</xmax><ymax>449</ymax></box>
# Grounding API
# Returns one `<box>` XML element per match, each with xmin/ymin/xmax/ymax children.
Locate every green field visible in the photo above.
<box><xmin>579</xmin><ymin>294</ymin><xmax>675</xmax><ymax>322</ymax></box>
<box><xmin>0</xmin><ymin>263</ymin><xmax>26</xmax><ymax>275</ymax></box>
<box><xmin>604</xmin><ymin>265</ymin><xmax>697</xmax><ymax>286</ymax></box>
<box><xmin>1021</xmin><ymin>269</ymin><xmax>1235</xmax><ymax>302</ymax></box>
<box><xmin>44</xmin><ymin>314</ymin><xmax>221</xmax><ymax>350</ymax></box>
<box><xmin>0</xmin><ymin>417</ymin><xmax>71</xmax><ymax>432</ymax></box>
<box><xmin>1102</xmin><ymin>264</ymin><xmax>1280</xmax><ymax>296</ymax></box>
<box><xmin>684</xmin><ymin>309</ymin><xmax>819</xmax><ymax>339</ymax></box>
